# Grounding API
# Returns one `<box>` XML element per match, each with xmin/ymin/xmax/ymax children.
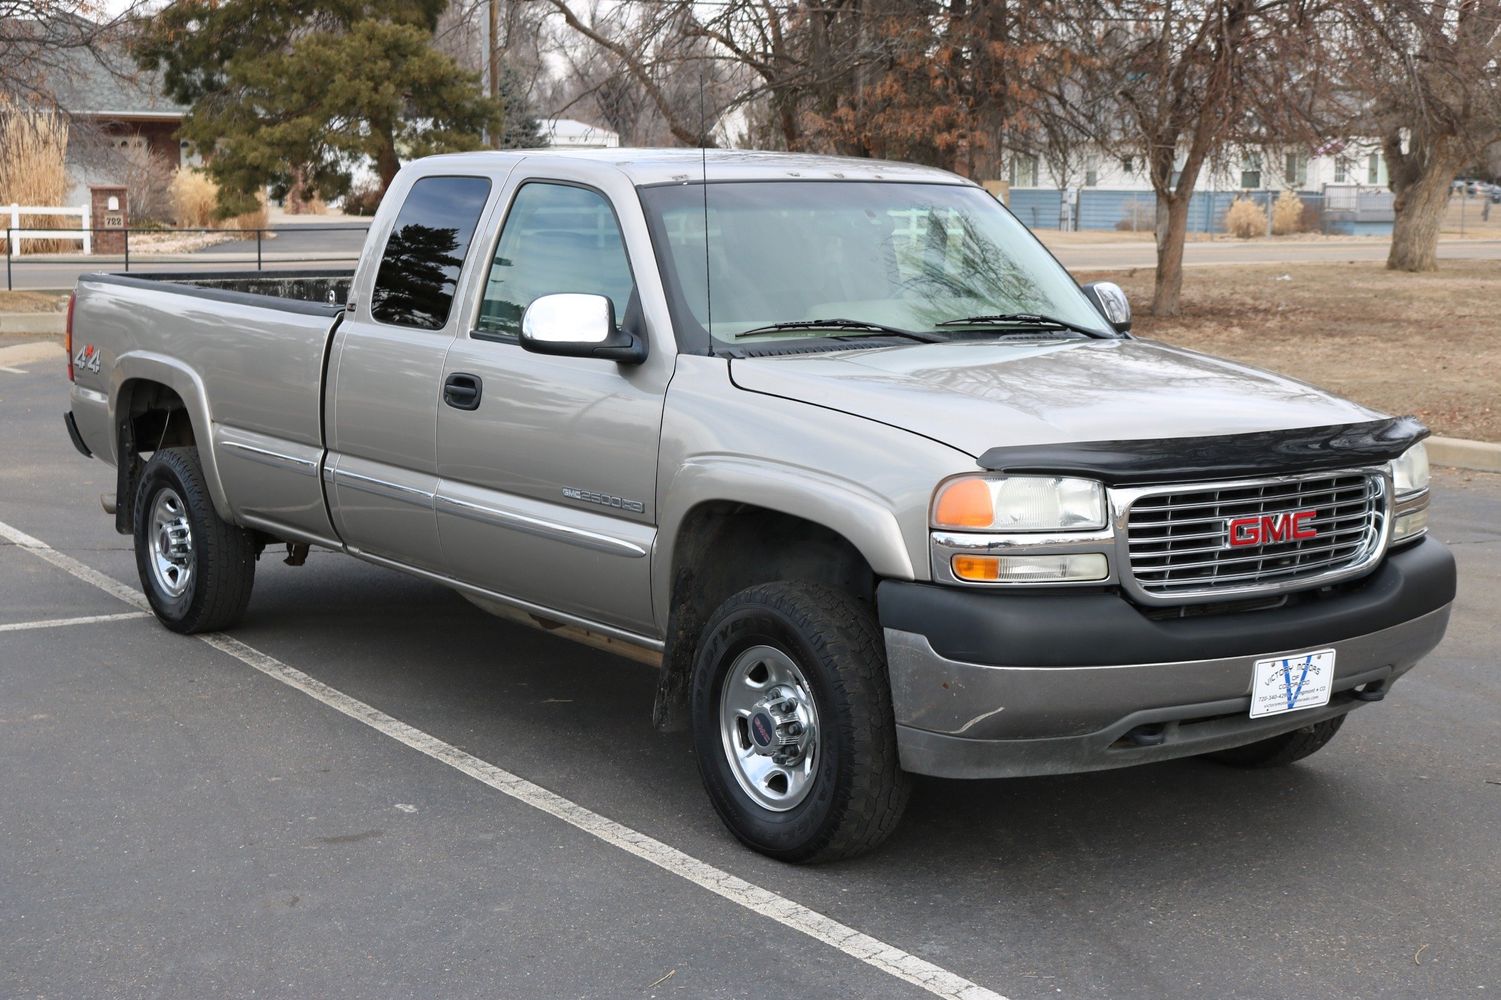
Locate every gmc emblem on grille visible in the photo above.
<box><xmin>1226</xmin><ymin>510</ymin><xmax>1318</xmax><ymax>548</ymax></box>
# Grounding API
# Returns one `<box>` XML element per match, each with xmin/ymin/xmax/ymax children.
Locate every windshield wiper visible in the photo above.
<box><xmin>934</xmin><ymin>313</ymin><xmax>1108</xmax><ymax>338</ymax></box>
<box><xmin>734</xmin><ymin>318</ymin><xmax>941</xmax><ymax>342</ymax></box>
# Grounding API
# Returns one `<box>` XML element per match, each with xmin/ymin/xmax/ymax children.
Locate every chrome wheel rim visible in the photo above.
<box><xmin>148</xmin><ymin>487</ymin><xmax>194</xmax><ymax>599</ymax></box>
<box><xmin>719</xmin><ymin>644</ymin><xmax>820</xmax><ymax>812</ymax></box>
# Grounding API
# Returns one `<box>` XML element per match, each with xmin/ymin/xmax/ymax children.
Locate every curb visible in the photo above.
<box><xmin>0</xmin><ymin>312</ymin><xmax>64</xmax><ymax>336</ymax></box>
<box><xmin>1428</xmin><ymin>436</ymin><xmax>1501</xmax><ymax>474</ymax></box>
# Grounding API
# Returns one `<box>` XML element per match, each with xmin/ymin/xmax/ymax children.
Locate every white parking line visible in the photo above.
<box><xmin>0</xmin><ymin>611</ymin><xmax>151</xmax><ymax>632</ymax></box>
<box><xmin>0</xmin><ymin>515</ymin><xmax>1007</xmax><ymax>1000</ymax></box>
<box><xmin>0</xmin><ymin>366</ymin><xmax>28</xmax><ymax>375</ymax></box>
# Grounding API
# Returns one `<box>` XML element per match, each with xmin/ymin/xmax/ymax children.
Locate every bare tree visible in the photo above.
<box><xmin>0</xmin><ymin>2</ymin><xmax>150</xmax><ymax>108</ymax></box>
<box><xmin>1338</xmin><ymin>0</ymin><xmax>1501</xmax><ymax>271</ymax></box>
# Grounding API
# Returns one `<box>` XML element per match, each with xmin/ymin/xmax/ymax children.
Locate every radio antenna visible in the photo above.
<box><xmin>699</xmin><ymin>60</ymin><xmax>712</xmax><ymax>349</ymax></box>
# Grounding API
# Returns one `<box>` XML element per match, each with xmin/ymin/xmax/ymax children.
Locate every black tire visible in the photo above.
<box><xmin>133</xmin><ymin>446</ymin><xmax>256</xmax><ymax>634</ymax></box>
<box><xmin>1206</xmin><ymin>714</ymin><xmax>1346</xmax><ymax>768</ymax></box>
<box><xmin>690</xmin><ymin>582</ymin><xmax>910</xmax><ymax>863</ymax></box>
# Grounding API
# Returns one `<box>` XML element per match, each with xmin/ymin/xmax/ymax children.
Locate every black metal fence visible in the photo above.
<box><xmin>2</xmin><ymin>224</ymin><xmax>370</xmax><ymax>291</ymax></box>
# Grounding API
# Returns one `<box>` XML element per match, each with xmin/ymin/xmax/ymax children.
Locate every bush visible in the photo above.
<box><xmin>1114</xmin><ymin>197</ymin><xmax>1156</xmax><ymax>232</ymax></box>
<box><xmin>1272</xmin><ymin>189</ymin><xmax>1304</xmax><ymax>236</ymax></box>
<box><xmin>1224</xmin><ymin>196</ymin><xmax>1263</xmax><ymax>239</ymax></box>
<box><xmin>170</xmin><ymin>168</ymin><xmax>269</xmax><ymax>231</ymax></box>
<box><xmin>342</xmin><ymin>178</ymin><xmax>383</xmax><ymax>216</ymax></box>
<box><xmin>118</xmin><ymin>145</ymin><xmax>176</xmax><ymax>225</ymax></box>
<box><xmin>170</xmin><ymin>168</ymin><xmax>218</xmax><ymax>228</ymax></box>
<box><xmin>0</xmin><ymin>103</ymin><xmax>71</xmax><ymax>253</ymax></box>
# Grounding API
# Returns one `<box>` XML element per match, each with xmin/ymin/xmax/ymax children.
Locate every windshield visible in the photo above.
<box><xmin>639</xmin><ymin>180</ymin><xmax>1113</xmax><ymax>353</ymax></box>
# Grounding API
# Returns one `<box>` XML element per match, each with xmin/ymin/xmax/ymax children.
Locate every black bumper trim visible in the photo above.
<box><xmin>877</xmin><ymin>539</ymin><xmax>1456</xmax><ymax>668</ymax></box>
<box><xmin>64</xmin><ymin>411</ymin><xmax>92</xmax><ymax>459</ymax></box>
<box><xmin>975</xmin><ymin>416</ymin><xmax>1426</xmax><ymax>485</ymax></box>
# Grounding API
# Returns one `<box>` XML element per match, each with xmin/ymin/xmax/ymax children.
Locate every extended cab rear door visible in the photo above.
<box><xmin>433</xmin><ymin>163</ymin><xmax>672</xmax><ymax>635</ymax></box>
<box><xmin>325</xmin><ymin>172</ymin><xmax>498</xmax><ymax>573</ymax></box>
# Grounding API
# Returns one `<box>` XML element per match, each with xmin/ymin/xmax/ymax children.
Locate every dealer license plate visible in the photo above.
<box><xmin>1249</xmin><ymin>649</ymin><xmax>1336</xmax><ymax>719</ymax></box>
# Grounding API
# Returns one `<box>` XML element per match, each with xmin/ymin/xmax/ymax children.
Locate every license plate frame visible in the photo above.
<box><xmin>1249</xmin><ymin>649</ymin><xmax>1336</xmax><ymax>719</ymax></box>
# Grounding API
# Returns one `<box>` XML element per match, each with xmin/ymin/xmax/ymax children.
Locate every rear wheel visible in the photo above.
<box><xmin>1207</xmin><ymin>714</ymin><xmax>1346</xmax><ymax>768</ymax></box>
<box><xmin>133</xmin><ymin>447</ymin><xmax>256</xmax><ymax>633</ymax></box>
<box><xmin>690</xmin><ymin>582</ymin><xmax>909</xmax><ymax>863</ymax></box>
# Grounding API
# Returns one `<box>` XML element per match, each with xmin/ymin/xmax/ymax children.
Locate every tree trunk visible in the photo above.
<box><xmin>1387</xmin><ymin>153</ymin><xmax>1459</xmax><ymax>272</ymax></box>
<box><xmin>375</xmin><ymin>130</ymin><xmax>401</xmax><ymax>194</ymax></box>
<box><xmin>1151</xmin><ymin>193</ymin><xmax>1191</xmax><ymax>315</ymax></box>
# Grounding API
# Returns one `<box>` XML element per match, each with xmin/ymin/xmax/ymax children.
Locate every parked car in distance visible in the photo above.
<box><xmin>64</xmin><ymin>149</ymin><xmax>1456</xmax><ymax>862</ymax></box>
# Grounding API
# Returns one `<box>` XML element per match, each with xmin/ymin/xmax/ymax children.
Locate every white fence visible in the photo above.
<box><xmin>5</xmin><ymin>203</ymin><xmax>92</xmax><ymax>254</ymax></box>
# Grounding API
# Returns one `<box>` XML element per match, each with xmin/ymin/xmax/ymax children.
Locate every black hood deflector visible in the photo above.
<box><xmin>976</xmin><ymin>416</ymin><xmax>1428</xmax><ymax>485</ymax></box>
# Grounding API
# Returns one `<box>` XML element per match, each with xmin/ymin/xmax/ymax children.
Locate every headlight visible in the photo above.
<box><xmin>932</xmin><ymin>475</ymin><xmax>1107</xmax><ymax>531</ymax></box>
<box><xmin>1388</xmin><ymin>443</ymin><xmax>1431</xmax><ymax>544</ymax></box>
<box><xmin>1389</xmin><ymin>443</ymin><xmax>1430</xmax><ymax>495</ymax></box>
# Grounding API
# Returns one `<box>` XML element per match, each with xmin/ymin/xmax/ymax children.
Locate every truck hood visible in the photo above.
<box><xmin>728</xmin><ymin>338</ymin><xmax>1384</xmax><ymax>459</ymax></box>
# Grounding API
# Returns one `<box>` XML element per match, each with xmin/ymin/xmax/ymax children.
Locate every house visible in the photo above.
<box><xmin>541</xmin><ymin>118</ymin><xmax>621</xmax><ymax>149</ymax></box>
<box><xmin>1000</xmin><ymin>139</ymin><xmax>1395</xmax><ymax>235</ymax></box>
<box><xmin>43</xmin><ymin>42</ymin><xmax>196</xmax><ymax>205</ymax></box>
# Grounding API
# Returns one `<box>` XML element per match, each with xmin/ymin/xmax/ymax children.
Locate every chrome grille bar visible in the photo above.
<box><xmin>1120</xmin><ymin>470</ymin><xmax>1389</xmax><ymax>603</ymax></box>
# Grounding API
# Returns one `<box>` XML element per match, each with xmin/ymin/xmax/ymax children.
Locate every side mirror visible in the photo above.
<box><xmin>1082</xmin><ymin>281</ymin><xmax>1131</xmax><ymax>334</ymax></box>
<box><xmin>519</xmin><ymin>293</ymin><xmax>647</xmax><ymax>364</ymax></box>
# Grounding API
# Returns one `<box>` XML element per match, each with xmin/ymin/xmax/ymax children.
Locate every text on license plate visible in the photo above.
<box><xmin>1249</xmin><ymin>649</ymin><xmax>1336</xmax><ymax>719</ymax></box>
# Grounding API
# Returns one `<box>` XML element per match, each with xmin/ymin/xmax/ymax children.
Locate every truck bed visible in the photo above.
<box><xmin>84</xmin><ymin>269</ymin><xmax>354</xmax><ymax>314</ymax></box>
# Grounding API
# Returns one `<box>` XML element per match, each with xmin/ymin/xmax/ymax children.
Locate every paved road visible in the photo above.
<box><xmin>2</xmin><ymin>355</ymin><xmax>1498</xmax><ymax>999</ymax></box>
<box><xmin>7</xmin><ymin>223</ymin><xmax>1500</xmax><ymax>290</ymax></box>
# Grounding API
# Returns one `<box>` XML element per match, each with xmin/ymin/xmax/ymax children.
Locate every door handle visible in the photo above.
<box><xmin>443</xmin><ymin>373</ymin><xmax>483</xmax><ymax>411</ymax></box>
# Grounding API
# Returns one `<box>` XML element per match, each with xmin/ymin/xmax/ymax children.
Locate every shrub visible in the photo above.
<box><xmin>342</xmin><ymin>178</ymin><xmax>384</xmax><ymax>216</ymax></box>
<box><xmin>1272</xmin><ymin>189</ymin><xmax>1304</xmax><ymax>236</ymax></box>
<box><xmin>118</xmin><ymin>145</ymin><xmax>176</xmax><ymax>225</ymax></box>
<box><xmin>1114</xmin><ymin>197</ymin><xmax>1156</xmax><ymax>232</ymax></box>
<box><xmin>0</xmin><ymin>102</ymin><xmax>71</xmax><ymax>253</ymax></box>
<box><xmin>170</xmin><ymin>168</ymin><xmax>218</xmax><ymax>228</ymax></box>
<box><xmin>224</xmin><ymin>193</ymin><xmax>269</xmax><ymax>233</ymax></box>
<box><xmin>1224</xmin><ymin>196</ymin><xmax>1263</xmax><ymax>238</ymax></box>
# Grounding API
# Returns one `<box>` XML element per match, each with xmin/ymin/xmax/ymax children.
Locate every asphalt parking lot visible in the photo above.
<box><xmin>3</xmin><ymin>354</ymin><xmax>1498</xmax><ymax>999</ymax></box>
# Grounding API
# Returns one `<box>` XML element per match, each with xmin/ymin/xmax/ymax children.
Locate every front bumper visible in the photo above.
<box><xmin>878</xmin><ymin>539</ymin><xmax>1455</xmax><ymax>779</ymax></box>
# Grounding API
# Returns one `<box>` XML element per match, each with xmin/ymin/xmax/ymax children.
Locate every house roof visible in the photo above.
<box><xmin>45</xmin><ymin>38</ymin><xmax>186</xmax><ymax>120</ymax></box>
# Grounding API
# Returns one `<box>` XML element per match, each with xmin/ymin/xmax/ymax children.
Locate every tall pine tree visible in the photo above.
<box><xmin>136</xmin><ymin>0</ymin><xmax>513</xmax><ymax>214</ymax></box>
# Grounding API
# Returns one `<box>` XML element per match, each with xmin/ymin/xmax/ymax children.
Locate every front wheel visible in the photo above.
<box><xmin>690</xmin><ymin>582</ymin><xmax>910</xmax><ymax>863</ymax></box>
<box><xmin>133</xmin><ymin>447</ymin><xmax>256</xmax><ymax>633</ymax></box>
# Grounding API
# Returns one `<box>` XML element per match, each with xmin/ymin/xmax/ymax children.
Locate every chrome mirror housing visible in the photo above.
<box><xmin>519</xmin><ymin>293</ymin><xmax>646</xmax><ymax>363</ymax></box>
<box><xmin>1082</xmin><ymin>281</ymin><xmax>1131</xmax><ymax>334</ymax></box>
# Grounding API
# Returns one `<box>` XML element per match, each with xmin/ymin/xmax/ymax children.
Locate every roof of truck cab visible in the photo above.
<box><xmin>411</xmin><ymin>148</ymin><xmax>974</xmax><ymax>187</ymax></box>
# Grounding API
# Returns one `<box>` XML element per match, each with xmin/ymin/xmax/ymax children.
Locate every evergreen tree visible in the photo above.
<box><xmin>135</xmin><ymin>0</ymin><xmax>503</xmax><ymax>214</ymax></box>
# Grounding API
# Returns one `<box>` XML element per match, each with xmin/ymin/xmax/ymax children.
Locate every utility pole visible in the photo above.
<box><xmin>489</xmin><ymin>0</ymin><xmax>506</xmax><ymax>149</ymax></box>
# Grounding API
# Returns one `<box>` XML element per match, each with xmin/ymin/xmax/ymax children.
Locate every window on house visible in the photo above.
<box><xmin>1120</xmin><ymin>156</ymin><xmax>1135</xmax><ymax>174</ymax></box>
<box><xmin>1240</xmin><ymin>154</ymin><xmax>1262</xmax><ymax>189</ymax></box>
<box><xmin>1333</xmin><ymin>157</ymin><xmax>1348</xmax><ymax>184</ymax></box>
<box><xmin>1084</xmin><ymin>157</ymin><xmax>1100</xmax><ymax>187</ymax></box>
<box><xmin>1008</xmin><ymin>154</ymin><xmax>1039</xmax><ymax>188</ymax></box>
<box><xmin>1368</xmin><ymin>153</ymin><xmax>1381</xmax><ymax>185</ymax></box>
<box><xmin>1284</xmin><ymin>152</ymin><xmax>1308</xmax><ymax>187</ymax></box>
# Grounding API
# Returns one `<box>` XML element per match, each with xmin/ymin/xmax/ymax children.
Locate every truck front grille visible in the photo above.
<box><xmin>1125</xmin><ymin>472</ymin><xmax>1386</xmax><ymax>600</ymax></box>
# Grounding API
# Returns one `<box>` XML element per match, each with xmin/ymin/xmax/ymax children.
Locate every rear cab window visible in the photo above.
<box><xmin>370</xmin><ymin>175</ymin><xmax>492</xmax><ymax>330</ymax></box>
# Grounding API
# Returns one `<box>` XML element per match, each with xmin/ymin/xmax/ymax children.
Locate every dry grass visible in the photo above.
<box><xmin>0</xmin><ymin>104</ymin><xmax>72</xmax><ymax>254</ymax></box>
<box><xmin>170</xmin><ymin>168</ymin><xmax>271</xmax><ymax>232</ymax></box>
<box><xmin>1224</xmin><ymin>197</ymin><xmax>1263</xmax><ymax>239</ymax></box>
<box><xmin>1082</xmin><ymin>260</ymin><xmax>1501</xmax><ymax>442</ymax></box>
<box><xmin>0</xmin><ymin>291</ymin><xmax>69</xmax><ymax>313</ymax></box>
<box><xmin>1272</xmin><ymin>189</ymin><xmax>1304</xmax><ymax>235</ymax></box>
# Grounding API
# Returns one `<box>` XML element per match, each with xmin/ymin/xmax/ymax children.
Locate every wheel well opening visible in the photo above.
<box><xmin>653</xmin><ymin>502</ymin><xmax>876</xmax><ymax>731</ymax></box>
<box><xmin>114</xmin><ymin>379</ymin><xmax>196</xmax><ymax>534</ymax></box>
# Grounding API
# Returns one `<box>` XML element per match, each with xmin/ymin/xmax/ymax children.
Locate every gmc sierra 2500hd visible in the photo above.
<box><xmin>64</xmin><ymin>149</ymin><xmax>1455</xmax><ymax>862</ymax></box>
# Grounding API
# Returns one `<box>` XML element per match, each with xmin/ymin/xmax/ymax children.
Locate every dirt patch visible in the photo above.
<box><xmin>0</xmin><ymin>291</ymin><xmax>68</xmax><ymax>313</ymax></box>
<box><xmin>1080</xmin><ymin>260</ymin><xmax>1501</xmax><ymax>443</ymax></box>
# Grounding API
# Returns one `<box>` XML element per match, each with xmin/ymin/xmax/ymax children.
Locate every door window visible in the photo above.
<box><xmin>477</xmin><ymin>183</ymin><xmax>635</xmax><ymax>338</ymax></box>
<box><xmin>370</xmin><ymin>175</ymin><xmax>491</xmax><ymax>330</ymax></box>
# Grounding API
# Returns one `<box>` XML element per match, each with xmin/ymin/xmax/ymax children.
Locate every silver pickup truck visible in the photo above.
<box><xmin>65</xmin><ymin>149</ymin><xmax>1455</xmax><ymax>862</ymax></box>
